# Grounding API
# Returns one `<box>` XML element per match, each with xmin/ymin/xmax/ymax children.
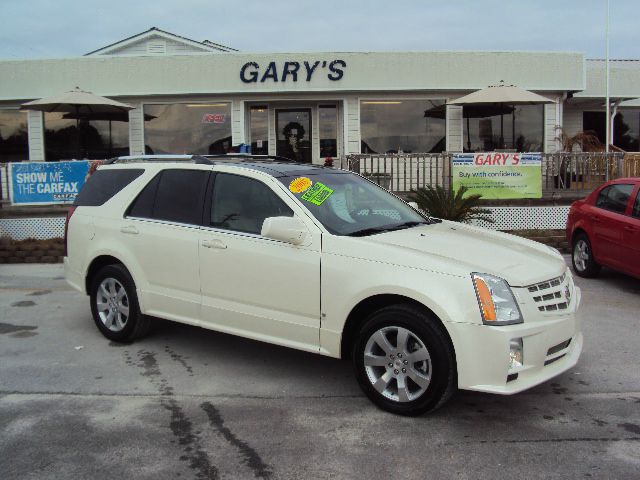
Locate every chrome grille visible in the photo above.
<box><xmin>527</xmin><ymin>272</ymin><xmax>572</xmax><ymax>313</ymax></box>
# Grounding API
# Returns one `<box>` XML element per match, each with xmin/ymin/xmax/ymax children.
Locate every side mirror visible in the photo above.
<box><xmin>408</xmin><ymin>201</ymin><xmax>419</xmax><ymax>210</ymax></box>
<box><xmin>261</xmin><ymin>216</ymin><xmax>308</xmax><ymax>245</ymax></box>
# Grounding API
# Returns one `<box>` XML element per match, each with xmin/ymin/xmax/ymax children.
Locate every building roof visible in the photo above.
<box><xmin>84</xmin><ymin>27</ymin><xmax>237</xmax><ymax>56</ymax></box>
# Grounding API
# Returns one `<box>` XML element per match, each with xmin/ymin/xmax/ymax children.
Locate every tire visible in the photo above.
<box><xmin>353</xmin><ymin>304</ymin><xmax>456</xmax><ymax>416</ymax></box>
<box><xmin>572</xmin><ymin>233</ymin><xmax>601</xmax><ymax>278</ymax></box>
<box><xmin>89</xmin><ymin>264</ymin><xmax>151</xmax><ymax>342</ymax></box>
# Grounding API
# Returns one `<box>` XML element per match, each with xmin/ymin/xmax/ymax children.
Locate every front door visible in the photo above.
<box><xmin>198</xmin><ymin>170</ymin><xmax>322</xmax><ymax>352</ymax></box>
<box><xmin>276</xmin><ymin>109</ymin><xmax>312</xmax><ymax>163</ymax></box>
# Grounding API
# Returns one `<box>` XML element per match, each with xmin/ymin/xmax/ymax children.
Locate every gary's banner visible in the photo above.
<box><xmin>9</xmin><ymin>161</ymin><xmax>91</xmax><ymax>205</ymax></box>
<box><xmin>452</xmin><ymin>152</ymin><xmax>542</xmax><ymax>199</ymax></box>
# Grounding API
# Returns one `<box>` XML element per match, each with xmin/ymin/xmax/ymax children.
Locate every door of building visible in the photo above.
<box><xmin>276</xmin><ymin>109</ymin><xmax>312</xmax><ymax>163</ymax></box>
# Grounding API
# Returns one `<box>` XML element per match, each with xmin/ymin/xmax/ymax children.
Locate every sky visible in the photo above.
<box><xmin>0</xmin><ymin>0</ymin><xmax>638</xmax><ymax>59</ymax></box>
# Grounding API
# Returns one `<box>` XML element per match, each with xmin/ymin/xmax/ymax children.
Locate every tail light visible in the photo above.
<box><xmin>64</xmin><ymin>206</ymin><xmax>77</xmax><ymax>257</ymax></box>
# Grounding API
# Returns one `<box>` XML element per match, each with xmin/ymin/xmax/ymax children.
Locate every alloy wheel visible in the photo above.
<box><xmin>96</xmin><ymin>277</ymin><xmax>130</xmax><ymax>332</ymax></box>
<box><xmin>363</xmin><ymin>326</ymin><xmax>431</xmax><ymax>402</ymax></box>
<box><xmin>573</xmin><ymin>239</ymin><xmax>590</xmax><ymax>272</ymax></box>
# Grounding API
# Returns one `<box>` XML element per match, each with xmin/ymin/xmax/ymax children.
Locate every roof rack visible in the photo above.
<box><xmin>104</xmin><ymin>154</ymin><xmax>212</xmax><ymax>165</ymax></box>
<box><xmin>202</xmin><ymin>154</ymin><xmax>295</xmax><ymax>163</ymax></box>
<box><xmin>104</xmin><ymin>153</ymin><xmax>295</xmax><ymax>165</ymax></box>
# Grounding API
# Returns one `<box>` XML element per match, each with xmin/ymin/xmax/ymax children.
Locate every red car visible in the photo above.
<box><xmin>566</xmin><ymin>177</ymin><xmax>640</xmax><ymax>279</ymax></box>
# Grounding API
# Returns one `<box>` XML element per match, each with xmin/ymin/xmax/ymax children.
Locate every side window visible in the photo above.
<box><xmin>128</xmin><ymin>174</ymin><xmax>160</xmax><ymax>218</ymax></box>
<box><xmin>210</xmin><ymin>173</ymin><xmax>293</xmax><ymax>235</ymax></box>
<box><xmin>632</xmin><ymin>191</ymin><xmax>640</xmax><ymax>219</ymax></box>
<box><xmin>595</xmin><ymin>186</ymin><xmax>611</xmax><ymax>209</ymax></box>
<box><xmin>127</xmin><ymin>169</ymin><xmax>209</xmax><ymax>225</ymax></box>
<box><xmin>595</xmin><ymin>184</ymin><xmax>633</xmax><ymax>215</ymax></box>
<box><xmin>74</xmin><ymin>169</ymin><xmax>144</xmax><ymax>206</ymax></box>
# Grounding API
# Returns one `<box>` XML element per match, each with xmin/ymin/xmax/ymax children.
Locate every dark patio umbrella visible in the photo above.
<box><xmin>21</xmin><ymin>87</ymin><xmax>134</xmax><ymax>159</ymax></box>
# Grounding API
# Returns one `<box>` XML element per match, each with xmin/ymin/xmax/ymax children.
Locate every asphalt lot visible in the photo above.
<box><xmin>1</xmin><ymin>260</ymin><xmax>639</xmax><ymax>480</ymax></box>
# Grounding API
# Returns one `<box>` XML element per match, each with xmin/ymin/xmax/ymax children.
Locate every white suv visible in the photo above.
<box><xmin>65</xmin><ymin>154</ymin><xmax>582</xmax><ymax>415</ymax></box>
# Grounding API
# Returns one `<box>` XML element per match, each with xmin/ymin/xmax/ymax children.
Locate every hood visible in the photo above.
<box><xmin>364</xmin><ymin>221</ymin><xmax>566</xmax><ymax>286</ymax></box>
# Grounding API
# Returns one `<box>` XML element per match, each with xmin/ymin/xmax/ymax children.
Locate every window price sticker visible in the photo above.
<box><xmin>301</xmin><ymin>182</ymin><xmax>334</xmax><ymax>205</ymax></box>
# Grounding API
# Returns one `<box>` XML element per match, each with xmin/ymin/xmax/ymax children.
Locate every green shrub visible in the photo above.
<box><xmin>409</xmin><ymin>185</ymin><xmax>494</xmax><ymax>223</ymax></box>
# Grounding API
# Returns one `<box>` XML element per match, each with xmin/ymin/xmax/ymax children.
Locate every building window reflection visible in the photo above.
<box><xmin>143</xmin><ymin>103</ymin><xmax>232</xmax><ymax>155</ymax></box>
<box><xmin>583</xmin><ymin>110</ymin><xmax>640</xmax><ymax>151</ymax></box>
<box><xmin>360</xmin><ymin>100</ymin><xmax>446</xmax><ymax>154</ymax></box>
<box><xmin>249</xmin><ymin>105</ymin><xmax>268</xmax><ymax>155</ymax></box>
<box><xmin>463</xmin><ymin>105</ymin><xmax>543</xmax><ymax>152</ymax></box>
<box><xmin>0</xmin><ymin>110</ymin><xmax>28</xmax><ymax>162</ymax></box>
<box><xmin>44</xmin><ymin>112</ymin><xmax>129</xmax><ymax>161</ymax></box>
<box><xmin>319</xmin><ymin>105</ymin><xmax>338</xmax><ymax>158</ymax></box>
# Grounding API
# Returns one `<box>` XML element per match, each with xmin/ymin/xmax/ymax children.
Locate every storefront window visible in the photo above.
<box><xmin>249</xmin><ymin>106</ymin><xmax>268</xmax><ymax>155</ymax></box>
<box><xmin>463</xmin><ymin>105</ymin><xmax>543</xmax><ymax>152</ymax></box>
<box><xmin>319</xmin><ymin>105</ymin><xmax>337</xmax><ymax>158</ymax></box>
<box><xmin>0</xmin><ymin>110</ymin><xmax>28</xmax><ymax>162</ymax></box>
<box><xmin>583</xmin><ymin>110</ymin><xmax>640</xmax><ymax>151</ymax></box>
<box><xmin>615</xmin><ymin>110</ymin><xmax>640</xmax><ymax>151</ymax></box>
<box><xmin>360</xmin><ymin>100</ymin><xmax>446</xmax><ymax>154</ymax></box>
<box><xmin>44</xmin><ymin>112</ymin><xmax>129</xmax><ymax>161</ymax></box>
<box><xmin>144</xmin><ymin>103</ymin><xmax>232</xmax><ymax>155</ymax></box>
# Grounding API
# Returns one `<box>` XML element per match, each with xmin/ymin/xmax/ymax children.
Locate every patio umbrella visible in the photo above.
<box><xmin>21</xmin><ymin>87</ymin><xmax>134</xmax><ymax>158</ymax></box>
<box><xmin>448</xmin><ymin>80</ymin><xmax>554</xmax><ymax>149</ymax></box>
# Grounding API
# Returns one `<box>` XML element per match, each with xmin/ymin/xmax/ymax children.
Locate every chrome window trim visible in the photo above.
<box><xmin>199</xmin><ymin>224</ymin><xmax>290</xmax><ymax>244</ymax></box>
<box><xmin>125</xmin><ymin>216</ymin><xmax>201</xmax><ymax>230</ymax></box>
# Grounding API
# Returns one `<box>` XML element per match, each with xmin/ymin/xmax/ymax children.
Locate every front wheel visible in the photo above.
<box><xmin>572</xmin><ymin>233</ymin><xmax>600</xmax><ymax>278</ymax></box>
<box><xmin>353</xmin><ymin>304</ymin><xmax>456</xmax><ymax>416</ymax></box>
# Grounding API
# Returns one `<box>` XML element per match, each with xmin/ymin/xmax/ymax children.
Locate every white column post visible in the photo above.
<box><xmin>27</xmin><ymin>110</ymin><xmax>45</xmax><ymax>161</ymax></box>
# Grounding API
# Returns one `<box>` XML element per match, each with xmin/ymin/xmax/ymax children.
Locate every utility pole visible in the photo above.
<box><xmin>605</xmin><ymin>0</ymin><xmax>610</xmax><ymax>153</ymax></box>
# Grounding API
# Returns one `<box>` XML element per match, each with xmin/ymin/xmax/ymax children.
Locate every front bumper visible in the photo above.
<box><xmin>452</xmin><ymin>286</ymin><xmax>582</xmax><ymax>394</ymax></box>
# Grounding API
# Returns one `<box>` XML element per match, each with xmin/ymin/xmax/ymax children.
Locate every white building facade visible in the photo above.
<box><xmin>0</xmin><ymin>28</ymin><xmax>638</xmax><ymax>165</ymax></box>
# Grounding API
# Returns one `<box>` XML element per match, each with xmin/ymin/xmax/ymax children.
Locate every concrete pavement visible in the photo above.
<box><xmin>1</xmin><ymin>261</ymin><xmax>639</xmax><ymax>479</ymax></box>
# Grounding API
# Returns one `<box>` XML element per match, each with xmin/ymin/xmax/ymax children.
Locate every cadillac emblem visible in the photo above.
<box><xmin>564</xmin><ymin>285</ymin><xmax>571</xmax><ymax>304</ymax></box>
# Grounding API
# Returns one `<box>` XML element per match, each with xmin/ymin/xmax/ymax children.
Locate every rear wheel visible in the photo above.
<box><xmin>90</xmin><ymin>264</ymin><xmax>151</xmax><ymax>342</ymax></box>
<box><xmin>353</xmin><ymin>304</ymin><xmax>456</xmax><ymax>416</ymax></box>
<box><xmin>572</xmin><ymin>233</ymin><xmax>600</xmax><ymax>278</ymax></box>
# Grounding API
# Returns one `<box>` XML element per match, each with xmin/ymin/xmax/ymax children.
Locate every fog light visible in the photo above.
<box><xmin>509</xmin><ymin>338</ymin><xmax>523</xmax><ymax>371</ymax></box>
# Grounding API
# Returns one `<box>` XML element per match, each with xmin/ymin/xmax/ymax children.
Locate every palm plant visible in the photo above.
<box><xmin>409</xmin><ymin>185</ymin><xmax>494</xmax><ymax>223</ymax></box>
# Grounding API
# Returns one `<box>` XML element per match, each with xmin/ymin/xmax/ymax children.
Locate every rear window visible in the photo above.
<box><xmin>127</xmin><ymin>169</ymin><xmax>209</xmax><ymax>225</ymax></box>
<box><xmin>74</xmin><ymin>169</ymin><xmax>144</xmax><ymax>206</ymax></box>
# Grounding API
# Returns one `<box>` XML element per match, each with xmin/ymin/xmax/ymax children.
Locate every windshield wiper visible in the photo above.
<box><xmin>347</xmin><ymin>221</ymin><xmax>429</xmax><ymax>237</ymax></box>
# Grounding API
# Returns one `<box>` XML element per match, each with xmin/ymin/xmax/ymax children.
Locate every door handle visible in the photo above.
<box><xmin>202</xmin><ymin>239</ymin><xmax>227</xmax><ymax>249</ymax></box>
<box><xmin>120</xmin><ymin>225</ymin><xmax>139</xmax><ymax>235</ymax></box>
<box><xmin>624</xmin><ymin>225</ymin><xmax>637</xmax><ymax>232</ymax></box>
<box><xmin>590</xmin><ymin>215</ymin><xmax>601</xmax><ymax>222</ymax></box>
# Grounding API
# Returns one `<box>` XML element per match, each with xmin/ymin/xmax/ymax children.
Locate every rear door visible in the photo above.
<box><xmin>623</xmin><ymin>186</ymin><xmax>640</xmax><ymax>277</ymax></box>
<box><xmin>591</xmin><ymin>183</ymin><xmax>635</xmax><ymax>270</ymax></box>
<box><xmin>198</xmin><ymin>170</ymin><xmax>322</xmax><ymax>352</ymax></box>
<box><xmin>123</xmin><ymin>168</ymin><xmax>209</xmax><ymax>322</ymax></box>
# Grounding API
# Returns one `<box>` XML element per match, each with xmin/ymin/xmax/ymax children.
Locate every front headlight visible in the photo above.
<box><xmin>471</xmin><ymin>273</ymin><xmax>523</xmax><ymax>325</ymax></box>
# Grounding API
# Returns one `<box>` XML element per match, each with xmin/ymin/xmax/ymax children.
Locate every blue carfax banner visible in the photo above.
<box><xmin>9</xmin><ymin>161</ymin><xmax>91</xmax><ymax>205</ymax></box>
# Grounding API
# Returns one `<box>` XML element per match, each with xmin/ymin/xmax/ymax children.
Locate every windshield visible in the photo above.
<box><xmin>279</xmin><ymin>171</ymin><xmax>431</xmax><ymax>236</ymax></box>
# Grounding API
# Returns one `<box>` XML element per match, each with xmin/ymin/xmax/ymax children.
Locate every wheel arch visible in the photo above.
<box><xmin>340</xmin><ymin>294</ymin><xmax>457</xmax><ymax>365</ymax></box>
<box><xmin>571</xmin><ymin>226</ymin><xmax>597</xmax><ymax>260</ymax></box>
<box><xmin>85</xmin><ymin>254</ymin><xmax>129</xmax><ymax>294</ymax></box>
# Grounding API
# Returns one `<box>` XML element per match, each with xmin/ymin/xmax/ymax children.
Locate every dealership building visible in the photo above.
<box><xmin>1</xmin><ymin>27</ymin><xmax>639</xmax><ymax>165</ymax></box>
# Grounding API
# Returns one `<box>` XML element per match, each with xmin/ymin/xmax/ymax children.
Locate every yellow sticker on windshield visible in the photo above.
<box><xmin>301</xmin><ymin>182</ymin><xmax>334</xmax><ymax>205</ymax></box>
<box><xmin>289</xmin><ymin>177</ymin><xmax>312</xmax><ymax>193</ymax></box>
